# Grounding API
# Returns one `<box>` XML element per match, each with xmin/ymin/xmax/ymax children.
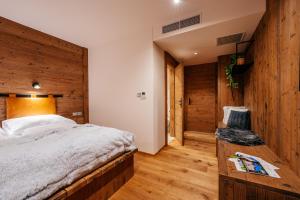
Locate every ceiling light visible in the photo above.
<box><xmin>194</xmin><ymin>52</ymin><xmax>198</xmax><ymax>55</ymax></box>
<box><xmin>174</xmin><ymin>0</ymin><xmax>181</xmax><ymax>4</ymax></box>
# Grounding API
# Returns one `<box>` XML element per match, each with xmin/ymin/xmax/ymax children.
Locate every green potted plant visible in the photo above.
<box><xmin>225</xmin><ymin>54</ymin><xmax>239</xmax><ymax>89</ymax></box>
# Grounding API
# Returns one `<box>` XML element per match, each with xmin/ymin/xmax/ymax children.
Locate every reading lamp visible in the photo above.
<box><xmin>32</xmin><ymin>82</ymin><xmax>41</xmax><ymax>89</ymax></box>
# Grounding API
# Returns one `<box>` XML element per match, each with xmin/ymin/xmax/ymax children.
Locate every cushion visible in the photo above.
<box><xmin>227</xmin><ymin>110</ymin><xmax>250</xmax><ymax>130</ymax></box>
<box><xmin>216</xmin><ymin>128</ymin><xmax>264</xmax><ymax>146</ymax></box>
<box><xmin>223</xmin><ymin>106</ymin><xmax>248</xmax><ymax>125</ymax></box>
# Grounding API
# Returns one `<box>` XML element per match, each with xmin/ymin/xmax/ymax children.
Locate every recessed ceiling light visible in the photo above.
<box><xmin>174</xmin><ymin>0</ymin><xmax>181</xmax><ymax>4</ymax></box>
<box><xmin>194</xmin><ymin>52</ymin><xmax>198</xmax><ymax>55</ymax></box>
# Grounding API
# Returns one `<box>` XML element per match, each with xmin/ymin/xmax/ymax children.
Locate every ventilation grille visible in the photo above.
<box><xmin>217</xmin><ymin>33</ymin><xmax>245</xmax><ymax>46</ymax></box>
<box><xmin>180</xmin><ymin>15</ymin><xmax>201</xmax><ymax>29</ymax></box>
<box><xmin>162</xmin><ymin>22</ymin><xmax>180</xmax><ymax>34</ymax></box>
<box><xmin>162</xmin><ymin>15</ymin><xmax>201</xmax><ymax>34</ymax></box>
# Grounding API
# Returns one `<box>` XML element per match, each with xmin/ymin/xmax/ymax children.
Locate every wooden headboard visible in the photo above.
<box><xmin>6</xmin><ymin>96</ymin><xmax>56</xmax><ymax>119</ymax></box>
<box><xmin>0</xmin><ymin>17</ymin><xmax>88</xmax><ymax>123</ymax></box>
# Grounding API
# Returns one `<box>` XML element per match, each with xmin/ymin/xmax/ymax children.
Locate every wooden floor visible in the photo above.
<box><xmin>110</xmin><ymin>134</ymin><xmax>218</xmax><ymax>200</ymax></box>
<box><xmin>184</xmin><ymin>131</ymin><xmax>216</xmax><ymax>144</ymax></box>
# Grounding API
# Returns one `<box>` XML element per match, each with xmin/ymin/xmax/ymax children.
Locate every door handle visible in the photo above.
<box><xmin>178</xmin><ymin>98</ymin><xmax>183</xmax><ymax>107</ymax></box>
<box><xmin>188</xmin><ymin>97</ymin><xmax>191</xmax><ymax>105</ymax></box>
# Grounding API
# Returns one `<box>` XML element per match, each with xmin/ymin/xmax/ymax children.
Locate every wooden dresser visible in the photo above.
<box><xmin>218</xmin><ymin>139</ymin><xmax>300</xmax><ymax>200</ymax></box>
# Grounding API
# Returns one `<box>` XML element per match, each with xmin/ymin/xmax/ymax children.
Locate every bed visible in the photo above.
<box><xmin>0</xmin><ymin>96</ymin><xmax>137</xmax><ymax>200</ymax></box>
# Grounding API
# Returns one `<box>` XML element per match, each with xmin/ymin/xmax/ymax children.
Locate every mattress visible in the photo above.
<box><xmin>0</xmin><ymin>123</ymin><xmax>136</xmax><ymax>200</ymax></box>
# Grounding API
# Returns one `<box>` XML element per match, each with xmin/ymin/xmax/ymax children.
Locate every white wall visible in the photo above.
<box><xmin>89</xmin><ymin>30</ymin><xmax>165</xmax><ymax>154</ymax></box>
<box><xmin>152</xmin><ymin>43</ymin><xmax>166</xmax><ymax>152</ymax></box>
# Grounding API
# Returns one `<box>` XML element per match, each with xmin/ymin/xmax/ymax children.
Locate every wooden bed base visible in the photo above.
<box><xmin>49</xmin><ymin>150</ymin><xmax>137</xmax><ymax>200</ymax></box>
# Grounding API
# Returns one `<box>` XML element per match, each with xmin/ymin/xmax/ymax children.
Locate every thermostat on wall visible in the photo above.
<box><xmin>137</xmin><ymin>92</ymin><xmax>146</xmax><ymax>100</ymax></box>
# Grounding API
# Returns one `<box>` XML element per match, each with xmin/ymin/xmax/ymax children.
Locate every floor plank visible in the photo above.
<box><xmin>110</xmin><ymin>137</ymin><xmax>218</xmax><ymax>200</ymax></box>
<box><xmin>184</xmin><ymin>131</ymin><xmax>216</xmax><ymax>144</ymax></box>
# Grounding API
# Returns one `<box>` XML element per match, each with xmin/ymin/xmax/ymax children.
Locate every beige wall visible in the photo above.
<box><xmin>89</xmin><ymin>32</ymin><xmax>152</xmax><ymax>152</ymax></box>
<box><xmin>153</xmin><ymin>43</ymin><xmax>166</xmax><ymax>152</ymax></box>
<box><xmin>89</xmin><ymin>31</ymin><xmax>165</xmax><ymax>154</ymax></box>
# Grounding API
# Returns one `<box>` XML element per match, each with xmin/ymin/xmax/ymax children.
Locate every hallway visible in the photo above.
<box><xmin>111</xmin><ymin>136</ymin><xmax>218</xmax><ymax>200</ymax></box>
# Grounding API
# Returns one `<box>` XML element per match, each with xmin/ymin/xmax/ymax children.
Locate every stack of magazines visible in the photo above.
<box><xmin>229</xmin><ymin>152</ymin><xmax>280</xmax><ymax>178</ymax></box>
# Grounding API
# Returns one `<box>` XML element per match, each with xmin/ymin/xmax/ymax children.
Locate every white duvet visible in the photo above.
<box><xmin>0</xmin><ymin>123</ymin><xmax>136</xmax><ymax>200</ymax></box>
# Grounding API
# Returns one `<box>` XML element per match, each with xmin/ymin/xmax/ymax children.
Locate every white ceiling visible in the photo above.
<box><xmin>0</xmin><ymin>1</ymin><xmax>264</xmax><ymax>46</ymax></box>
<box><xmin>154</xmin><ymin>11</ymin><xmax>265</xmax><ymax>65</ymax></box>
<box><xmin>153</xmin><ymin>1</ymin><xmax>266</xmax><ymax>65</ymax></box>
<box><xmin>0</xmin><ymin>0</ymin><xmax>217</xmax><ymax>48</ymax></box>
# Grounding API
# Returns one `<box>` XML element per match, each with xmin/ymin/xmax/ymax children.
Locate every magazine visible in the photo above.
<box><xmin>229</xmin><ymin>152</ymin><xmax>280</xmax><ymax>178</ymax></box>
<box><xmin>239</xmin><ymin>157</ymin><xmax>268</xmax><ymax>176</ymax></box>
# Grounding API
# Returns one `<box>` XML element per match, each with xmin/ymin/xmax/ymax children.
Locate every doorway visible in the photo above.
<box><xmin>167</xmin><ymin>64</ymin><xmax>175</xmax><ymax>143</ymax></box>
<box><xmin>165</xmin><ymin>53</ymin><xmax>184</xmax><ymax>146</ymax></box>
<box><xmin>165</xmin><ymin>55</ymin><xmax>217</xmax><ymax>146</ymax></box>
<box><xmin>184</xmin><ymin>63</ymin><xmax>217</xmax><ymax>140</ymax></box>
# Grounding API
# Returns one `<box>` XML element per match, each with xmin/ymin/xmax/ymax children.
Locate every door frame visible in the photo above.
<box><xmin>164</xmin><ymin>52</ymin><xmax>179</xmax><ymax>146</ymax></box>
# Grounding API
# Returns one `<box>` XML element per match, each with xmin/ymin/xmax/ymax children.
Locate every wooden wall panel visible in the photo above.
<box><xmin>244</xmin><ymin>0</ymin><xmax>280</xmax><ymax>153</ymax></box>
<box><xmin>298</xmin><ymin>92</ymin><xmax>300</xmax><ymax>175</ymax></box>
<box><xmin>0</xmin><ymin>17</ymin><xmax>89</xmax><ymax>123</ymax></box>
<box><xmin>244</xmin><ymin>0</ymin><xmax>300</xmax><ymax>176</ymax></box>
<box><xmin>184</xmin><ymin>63</ymin><xmax>217</xmax><ymax>132</ymax></box>
<box><xmin>217</xmin><ymin>55</ymin><xmax>244</xmax><ymax>127</ymax></box>
<box><xmin>278</xmin><ymin>0</ymin><xmax>300</xmax><ymax>175</ymax></box>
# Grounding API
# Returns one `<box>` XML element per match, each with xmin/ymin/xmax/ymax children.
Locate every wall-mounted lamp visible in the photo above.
<box><xmin>32</xmin><ymin>82</ymin><xmax>41</xmax><ymax>89</ymax></box>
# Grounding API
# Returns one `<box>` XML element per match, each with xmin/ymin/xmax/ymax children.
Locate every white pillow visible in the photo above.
<box><xmin>223</xmin><ymin>106</ymin><xmax>248</xmax><ymax>125</ymax></box>
<box><xmin>0</xmin><ymin>128</ymin><xmax>7</xmax><ymax>139</ymax></box>
<box><xmin>2</xmin><ymin>114</ymin><xmax>76</xmax><ymax>136</ymax></box>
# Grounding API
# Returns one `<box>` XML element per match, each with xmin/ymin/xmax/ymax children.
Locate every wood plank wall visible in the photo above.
<box><xmin>244</xmin><ymin>0</ymin><xmax>300</xmax><ymax>176</ymax></box>
<box><xmin>0</xmin><ymin>17</ymin><xmax>89</xmax><ymax>123</ymax></box>
<box><xmin>184</xmin><ymin>63</ymin><xmax>217</xmax><ymax>132</ymax></box>
<box><xmin>217</xmin><ymin>55</ymin><xmax>244</xmax><ymax>127</ymax></box>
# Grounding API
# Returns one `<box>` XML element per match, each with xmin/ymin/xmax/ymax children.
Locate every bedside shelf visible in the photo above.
<box><xmin>232</xmin><ymin>62</ymin><xmax>253</xmax><ymax>75</ymax></box>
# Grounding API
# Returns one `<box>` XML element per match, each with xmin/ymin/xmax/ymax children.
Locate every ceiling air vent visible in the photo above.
<box><xmin>162</xmin><ymin>14</ymin><xmax>201</xmax><ymax>34</ymax></box>
<box><xmin>162</xmin><ymin>22</ymin><xmax>180</xmax><ymax>34</ymax></box>
<box><xmin>180</xmin><ymin>15</ymin><xmax>200</xmax><ymax>29</ymax></box>
<box><xmin>217</xmin><ymin>33</ymin><xmax>245</xmax><ymax>46</ymax></box>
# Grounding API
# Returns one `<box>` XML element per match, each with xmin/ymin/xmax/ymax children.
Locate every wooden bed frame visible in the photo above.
<box><xmin>49</xmin><ymin>149</ymin><xmax>137</xmax><ymax>200</ymax></box>
<box><xmin>5</xmin><ymin>96</ymin><xmax>137</xmax><ymax>200</ymax></box>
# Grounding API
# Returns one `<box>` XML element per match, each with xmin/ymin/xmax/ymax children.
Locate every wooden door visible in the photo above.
<box><xmin>175</xmin><ymin>64</ymin><xmax>184</xmax><ymax>145</ymax></box>
<box><xmin>184</xmin><ymin>63</ymin><xmax>217</xmax><ymax>133</ymax></box>
<box><xmin>167</xmin><ymin>65</ymin><xmax>175</xmax><ymax>137</ymax></box>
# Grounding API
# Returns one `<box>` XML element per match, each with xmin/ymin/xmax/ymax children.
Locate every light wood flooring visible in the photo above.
<box><xmin>184</xmin><ymin>131</ymin><xmax>216</xmax><ymax>144</ymax></box>
<box><xmin>110</xmin><ymin>133</ymin><xmax>218</xmax><ymax>200</ymax></box>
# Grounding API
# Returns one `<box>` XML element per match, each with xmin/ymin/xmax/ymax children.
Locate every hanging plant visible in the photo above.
<box><xmin>225</xmin><ymin>54</ymin><xmax>239</xmax><ymax>89</ymax></box>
